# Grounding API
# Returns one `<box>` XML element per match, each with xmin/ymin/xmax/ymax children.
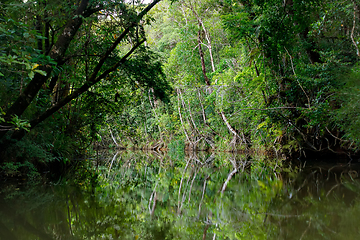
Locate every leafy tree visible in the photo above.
<box><xmin>218</xmin><ymin>0</ymin><xmax>360</xmax><ymax>155</ymax></box>
<box><xmin>137</xmin><ymin>0</ymin><xmax>360</xmax><ymax>156</ymax></box>
<box><xmin>0</xmin><ymin>0</ymin><xmax>171</xmax><ymax>162</ymax></box>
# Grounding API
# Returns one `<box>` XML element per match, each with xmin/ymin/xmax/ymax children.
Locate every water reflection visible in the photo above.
<box><xmin>1</xmin><ymin>151</ymin><xmax>360</xmax><ymax>239</ymax></box>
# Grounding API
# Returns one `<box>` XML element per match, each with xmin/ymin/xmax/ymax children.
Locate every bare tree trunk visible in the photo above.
<box><xmin>178</xmin><ymin>88</ymin><xmax>202</xmax><ymax>140</ymax></box>
<box><xmin>197</xmin><ymin>26</ymin><xmax>211</xmax><ymax>86</ymax></box>
<box><xmin>198</xmin><ymin>18</ymin><xmax>215</xmax><ymax>73</ymax></box>
<box><xmin>177</xmin><ymin>89</ymin><xmax>192</xmax><ymax>145</ymax></box>
<box><xmin>197</xmin><ymin>88</ymin><xmax>225</xmax><ymax>142</ymax></box>
<box><xmin>203</xmin><ymin>224</ymin><xmax>210</xmax><ymax>240</ymax></box>
<box><xmin>219</xmin><ymin>111</ymin><xmax>246</xmax><ymax>145</ymax></box>
<box><xmin>109</xmin><ymin>127</ymin><xmax>119</xmax><ymax>147</ymax></box>
<box><xmin>351</xmin><ymin>0</ymin><xmax>360</xmax><ymax>57</ymax></box>
<box><xmin>149</xmin><ymin>88</ymin><xmax>164</xmax><ymax>143</ymax></box>
<box><xmin>187</xmin><ymin>0</ymin><xmax>216</xmax><ymax>73</ymax></box>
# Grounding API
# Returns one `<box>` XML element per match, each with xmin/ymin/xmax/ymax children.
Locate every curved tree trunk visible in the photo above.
<box><xmin>0</xmin><ymin>0</ymin><xmax>162</xmax><ymax>144</ymax></box>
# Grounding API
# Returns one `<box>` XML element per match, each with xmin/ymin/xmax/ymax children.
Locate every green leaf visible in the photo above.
<box><xmin>28</xmin><ymin>71</ymin><xmax>34</xmax><ymax>79</ymax></box>
<box><xmin>25</xmin><ymin>62</ymin><xmax>31</xmax><ymax>70</ymax></box>
<box><xmin>257</xmin><ymin>121</ymin><xmax>267</xmax><ymax>129</ymax></box>
<box><xmin>34</xmin><ymin>70</ymin><xmax>47</xmax><ymax>76</ymax></box>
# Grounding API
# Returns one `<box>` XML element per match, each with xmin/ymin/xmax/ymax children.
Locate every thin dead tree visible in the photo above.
<box><xmin>149</xmin><ymin>88</ymin><xmax>164</xmax><ymax>147</ymax></box>
<box><xmin>351</xmin><ymin>0</ymin><xmax>360</xmax><ymax>57</ymax></box>
<box><xmin>190</xmin><ymin>0</ymin><xmax>248</xmax><ymax>148</ymax></box>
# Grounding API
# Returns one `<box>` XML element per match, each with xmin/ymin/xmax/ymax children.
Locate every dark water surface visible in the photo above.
<box><xmin>1</xmin><ymin>151</ymin><xmax>360</xmax><ymax>240</ymax></box>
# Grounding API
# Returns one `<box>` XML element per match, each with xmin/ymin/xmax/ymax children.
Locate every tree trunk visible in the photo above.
<box><xmin>10</xmin><ymin>40</ymin><xmax>145</xmax><ymax>141</ymax></box>
<box><xmin>1</xmin><ymin>0</ymin><xmax>162</xmax><ymax>142</ymax></box>
<box><xmin>0</xmin><ymin>0</ymin><xmax>91</xmax><ymax>139</ymax></box>
<box><xmin>197</xmin><ymin>26</ymin><xmax>211</xmax><ymax>86</ymax></box>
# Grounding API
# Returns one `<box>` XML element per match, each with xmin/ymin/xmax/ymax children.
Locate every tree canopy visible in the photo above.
<box><xmin>0</xmin><ymin>0</ymin><xmax>171</xmax><ymax>161</ymax></box>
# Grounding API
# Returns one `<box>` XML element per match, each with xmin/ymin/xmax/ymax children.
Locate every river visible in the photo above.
<box><xmin>0</xmin><ymin>151</ymin><xmax>359</xmax><ymax>239</ymax></box>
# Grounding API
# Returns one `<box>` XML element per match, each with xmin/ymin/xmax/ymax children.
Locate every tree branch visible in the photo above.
<box><xmin>11</xmin><ymin>40</ymin><xmax>145</xmax><ymax>140</ymax></box>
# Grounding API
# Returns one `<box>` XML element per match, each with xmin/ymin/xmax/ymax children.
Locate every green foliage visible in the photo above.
<box><xmin>0</xmin><ymin>0</ymin><xmax>174</xmax><ymax>171</ymax></box>
<box><xmin>3</xmin><ymin>136</ymin><xmax>57</xmax><ymax>162</ymax></box>
<box><xmin>0</xmin><ymin>107</ymin><xmax>5</xmax><ymax>123</ymax></box>
<box><xmin>9</xmin><ymin>115</ymin><xmax>31</xmax><ymax>131</ymax></box>
<box><xmin>1</xmin><ymin>161</ymin><xmax>41</xmax><ymax>181</ymax></box>
<box><xmin>334</xmin><ymin>63</ymin><xmax>360</xmax><ymax>146</ymax></box>
<box><xmin>1</xmin><ymin>0</ymin><xmax>360</xmax><ymax>181</ymax></box>
<box><xmin>168</xmin><ymin>139</ymin><xmax>185</xmax><ymax>160</ymax></box>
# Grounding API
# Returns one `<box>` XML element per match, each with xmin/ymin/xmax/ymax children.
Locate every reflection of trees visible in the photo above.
<box><xmin>102</xmin><ymin>153</ymin><xmax>360</xmax><ymax>240</ymax></box>
<box><xmin>99</xmin><ymin>151</ymin><xmax>278</xmax><ymax>239</ymax></box>
<box><xmin>0</xmin><ymin>151</ymin><xmax>264</xmax><ymax>239</ymax></box>
<box><xmin>0</xmin><ymin>182</ymin><xmax>140</xmax><ymax>239</ymax></box>
<box><xmin>265</xmin><ymin>163</ymin><xmax>360</xmax><ymax>240</ymax></box>
<box><xmin>0</xmin><ymin>187</ymin><xmax>71</xmax><ymax>240</ymax></box>
<box><xmin>2</xmin><ymin>152</ymin><xmax>360</xmax><ymax>239</ymax></box>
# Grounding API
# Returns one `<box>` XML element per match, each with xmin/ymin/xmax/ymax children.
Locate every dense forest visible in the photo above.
<box><xmin>1</xmin><ymin>0</ymin><xmax>360</xmax><ymax>177</ymax></box>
